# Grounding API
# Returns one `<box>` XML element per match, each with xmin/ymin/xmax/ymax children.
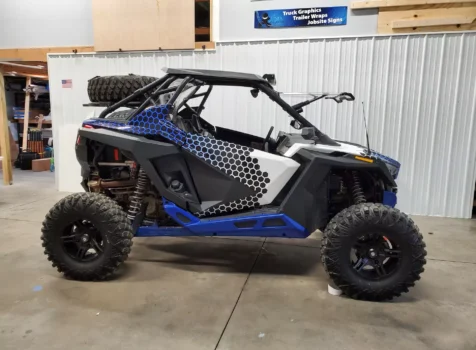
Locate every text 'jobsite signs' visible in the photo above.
<box><xmin>255</xmin><ymin>7</ymin><xmax>348</xmax><ymax>29</ymax></box>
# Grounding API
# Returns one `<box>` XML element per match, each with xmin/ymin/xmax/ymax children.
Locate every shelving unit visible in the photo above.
<box><xmin>16</xmin><ymin>116</ymin><xmax>52</xmax><ymax>153</ymax></box>
<box><xmin>3</xmin><ymin>72</ymin><xmax>51</xmax><ymax>151</ymax></box>
<box><xmin>16</xmin><ymin>119</ymin><xmax>51</xmax><ymax>125</ymax></box>
<box><xmin>1</xmin><ymin>63</ymin><xmax>52</xmax><ymax>178</ymax></box>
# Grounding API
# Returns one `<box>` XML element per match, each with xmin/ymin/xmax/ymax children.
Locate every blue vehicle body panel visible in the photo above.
<box><xmin>135</xmin><ymin>199</ymin><xmax>310</xmax><ymax>238</ymax></box>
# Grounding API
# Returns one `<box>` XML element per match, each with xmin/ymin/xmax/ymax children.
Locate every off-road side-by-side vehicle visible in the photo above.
<box><xmin>42</xmin><ymin>68</ymin><xmax>426</xmax><ymax>301</ymax></box>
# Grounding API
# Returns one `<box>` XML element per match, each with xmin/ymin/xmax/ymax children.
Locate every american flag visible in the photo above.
<box><xmin>62</xmin><ymin>79</ymin><xmax>72</xmax><ymax>88</ymax></box>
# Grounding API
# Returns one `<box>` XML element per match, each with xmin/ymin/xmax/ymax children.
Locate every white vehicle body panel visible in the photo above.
<box><xmin>250</xmin><ymin>149</ymin><xmax>300</xmax><ymax>205</ymax></box>
<box><xmin>282</xmin><ymin>141</ymin><xmax>367</xmax><ymax>158</ymax></box>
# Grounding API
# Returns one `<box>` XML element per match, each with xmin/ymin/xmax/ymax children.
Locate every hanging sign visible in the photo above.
<box><xmin>255</xmin><ymin>7</ymin><xmax>347</xmax><ymax>29</ymax></box>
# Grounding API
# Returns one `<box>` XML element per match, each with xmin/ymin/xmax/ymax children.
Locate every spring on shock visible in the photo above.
<box><xmin>127</xmin><ymin>168</ymin><xmax>149</xmax><ymax>221</ymax></box>
<box><xmin>351</xmin><ymin>171</ymin><xmax>366</xmax><ymax>204</ymax></box>
<box><xmin>130</xmin><ymin>162</ymin><xmax>138</xmax><ymax>179</ymax></box>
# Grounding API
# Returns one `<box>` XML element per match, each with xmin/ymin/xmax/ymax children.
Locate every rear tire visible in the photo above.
<box><xmin>87</xmin><ymin>75</ymin><xmax>157</xmax><ymax>102</ymax></box>
<box><xmin>321</xmin><ymin>203</ymin><xmax>426</xmax><ymax>301</ymax></box>
<box><xmin>41</xmin><ymin>193</ymin><xmax>133</xmax><ymax>281</ymax></box>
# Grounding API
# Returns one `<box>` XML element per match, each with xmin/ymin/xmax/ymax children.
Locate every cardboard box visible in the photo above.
<box><xmin>32</xmin><ymin>158</ymin><xmax>51</xmax><ymax>172</ymax></box>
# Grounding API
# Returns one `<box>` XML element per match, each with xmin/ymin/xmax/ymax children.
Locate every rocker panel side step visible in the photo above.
<box><xmin>135</xmin><ymin>199</ymin><xmax>309</xmax><ymax>238</ymax></box>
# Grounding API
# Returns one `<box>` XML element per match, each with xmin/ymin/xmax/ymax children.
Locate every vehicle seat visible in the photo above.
<box><xmin>105</xmin><ymin>109</ymin><xmax>134</xmax><ymax>122</ymax></box>
<box><xmin>174</xmin><ymin>107</ymin><xmax>216</xmax><ymax>137</ymax></box>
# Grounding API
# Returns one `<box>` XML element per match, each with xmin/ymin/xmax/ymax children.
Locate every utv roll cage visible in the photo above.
<box><xmin>84</xmin><ymin>68</ymin><xmax>355</xmax><ymax>146</ymax></box>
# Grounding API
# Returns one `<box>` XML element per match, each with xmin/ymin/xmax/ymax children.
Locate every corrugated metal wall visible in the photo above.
<box><xmin>48</xmin><ymin>33</ymin><xmax>476</xmax><ymax>218</ymax></box>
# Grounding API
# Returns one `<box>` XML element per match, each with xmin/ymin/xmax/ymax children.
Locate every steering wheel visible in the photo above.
<box><xmin>263</xmin><ymin>126</ymin><xmax>274</xmax><ymax>152</ymax></box>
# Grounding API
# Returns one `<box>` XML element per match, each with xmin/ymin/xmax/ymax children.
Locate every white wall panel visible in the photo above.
<box><xmin>0</xmin><ymin>0</ymin><xmax>93</xmax><ymax>48</ymax></box>
<box><xmin>48</xmin><ymin>33</ymin><xmax>476</xmax><ymax>218</ymax></box>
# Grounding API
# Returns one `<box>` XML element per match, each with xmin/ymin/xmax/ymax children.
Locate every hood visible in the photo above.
<box><xmin>279</xmin><ymin>138</ymin><xmax>401</xmax><ymax>179</ymax></box>
<box><xmin>327</xmin><ymin>140</ymin><xmax>401</xmax><ymax>179</ymax></box>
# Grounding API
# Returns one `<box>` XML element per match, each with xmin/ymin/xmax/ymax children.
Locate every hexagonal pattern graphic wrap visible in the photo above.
<box><xmin>83</xmin><ymin>104</ymin><xmax>271</xmax><ymax>217</ymax></box>
<box><xmin>128</xmin><ymin>105</ymin><xmax>187</xmax><ymax>145</ymax></box>
<box><xmin>83</xmin><ymin>105</ymin><xmax>187</xmax><ymax>146</ymax></box>
<box><xmin>182</xmin><ymin>135</ymin><xmax>270</xmax><ymax>217</ymax></box>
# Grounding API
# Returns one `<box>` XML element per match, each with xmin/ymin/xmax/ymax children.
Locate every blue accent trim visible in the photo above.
<box><xmin>135</xmin><ymin>200</ymin><xmax>310</xmax><ymax>238</ymax></box>
<box><xmin>163</xmin><ymin>199</ymin><xmax>200</xmax><ymax>224</ymax></box>
<box><xmin>371</xmin><ymin>151</ymin><xmax>401</xmax><ymax>179</ymax></box>
<box><xmin>383</xmin><ymin>191</ymin><xmax>397</xmax><ymax>208</ymax></box>
<box><xmin>371</xmin><ymin>151</ymin><xmax>400</xmax><ymax>168</ymax></box>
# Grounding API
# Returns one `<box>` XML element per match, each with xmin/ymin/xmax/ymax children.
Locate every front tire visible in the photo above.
<box><xmin>41</xmin><ymin>193</ymin><xmax>133</xmax><ymax>281</ymax></box>
<box><xmin>321</xmin><ymin>203</ymin><xmax>426</xmax><ymax>301</ymax></box>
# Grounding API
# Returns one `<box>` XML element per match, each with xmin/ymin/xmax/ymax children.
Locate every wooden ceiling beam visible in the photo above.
<box><xmin>3</xmin><ymin>72</ymin><xmax>48</xmax><ymax>79</ymax></box>
<box><xmin>351</xmin><ymin>0</ymin><xmax>476</xmax><ymax>9</ymax></box>
<box><xmin>0</xmin><ymin>46</ymin><xmax>94</xmax><ymax>62</ymax></box>
<box><xmin>0</xmin><ymin>64</ymin><xmax>48</xmax><ymax>77</ymax></box>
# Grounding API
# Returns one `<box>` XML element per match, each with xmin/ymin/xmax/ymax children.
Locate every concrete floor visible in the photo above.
<box><xmin>1</xmin><ymin>169</ymin><xmax>476</xmax><ymax>350</ymax></box>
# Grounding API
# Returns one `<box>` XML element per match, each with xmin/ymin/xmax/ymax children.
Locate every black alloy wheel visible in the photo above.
<box><xmin>61</xmin><ymin>220</ymin><xmax>104</xmax><ymax>262</ymax></box>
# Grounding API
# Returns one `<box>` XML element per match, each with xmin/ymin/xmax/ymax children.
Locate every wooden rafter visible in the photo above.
<box><xmin>378</xmin><ymin>3</ymin><xmax>476</xmax><ymax>33</ymax></box>
<box><xmin>392</xmin><ymin>14</ymin><xmax>476</xmax><ymax>27</ymax></box>
<box><xmin>351</xmin><ymin>0</ymin><xmax>476</xmax><ymax>9</ymax></box>
<box><xmin>0</xmin><ymin>46</ymin><xmax>94</xmax><ymax>62</ymax></box>
<box><xmin>0</xmin><ymin>61</ymin><xmax>48</xmax><ymax>79</ymax></box>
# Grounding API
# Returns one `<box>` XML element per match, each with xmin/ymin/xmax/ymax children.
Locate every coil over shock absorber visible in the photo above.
<box><xmin>351</xmin><ymin>171</ymin><xmax>366</xmax><ymax>204</ymax></box>
<box><xmin>127</xmin><ymin>168</ymin><xmax>149</xmax><ymax>221</ymax></box>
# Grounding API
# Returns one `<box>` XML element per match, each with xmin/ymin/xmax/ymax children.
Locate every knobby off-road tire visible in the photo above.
<box><xmin>41</xmin><ymin>193</ymin><xmax>133</xmax><ymax>281</ymax></box>
<box><xmin>321</xmin><ymin>203</ymin><xmax>427</xmax><ymax>301</ymax></box>
<box><xmin>87</xmin><ymin>75</ymin><xmax>157</xmax><ymax>102</ymax></box>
